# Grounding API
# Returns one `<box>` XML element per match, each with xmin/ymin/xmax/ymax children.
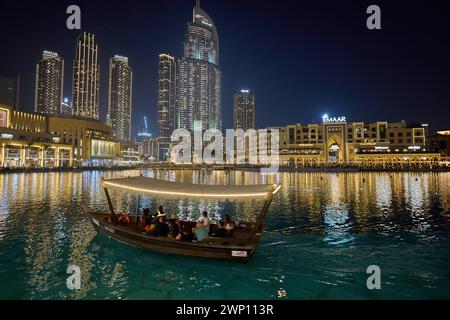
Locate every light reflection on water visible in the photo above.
<box><xmin>0</xmin><ymin>170</ymin><xmax>449</xmax><ymax>300</ymax></box>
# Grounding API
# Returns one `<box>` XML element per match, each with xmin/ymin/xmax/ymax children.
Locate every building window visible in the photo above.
<box><xmin>0</xmin><ymin>110</ymin><xmax>8</xmax><ymax>127</ymax></box>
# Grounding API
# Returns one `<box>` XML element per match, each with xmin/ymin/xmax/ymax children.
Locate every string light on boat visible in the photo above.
<box><xmin>103</xmin><ymin>181</ymin><xmax>281</xmax><ymax>199</ymax></box>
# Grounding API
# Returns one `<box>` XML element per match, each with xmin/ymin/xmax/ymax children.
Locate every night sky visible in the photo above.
<box><xmin>1</xmin><ymin>0</ymin><xmax>449</xmax><ymax>137</ymax></box>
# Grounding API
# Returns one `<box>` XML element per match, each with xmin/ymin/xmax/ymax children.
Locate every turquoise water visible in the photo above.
<box><xmin>0</xmin><ymin>170</ymin><xmax>449</xmax><ymax>300</ymax></box>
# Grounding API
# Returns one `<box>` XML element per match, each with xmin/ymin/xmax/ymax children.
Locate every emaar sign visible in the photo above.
<box><xmin>322</xmin><ymin>114</ymin><xmax>347</xmax><ymax>123</ymax></box>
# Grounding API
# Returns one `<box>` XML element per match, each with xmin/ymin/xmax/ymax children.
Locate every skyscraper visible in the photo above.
<box><xmin>158</xmin><ymin>54</ymin><xmax>177</xmax><ymax>159</ymax></box>
<box><xmin>233</xmin><ymin>89</ymin><xmax>255</xmax><ymax>131</ymax></box>
<box><xmin>0</xmin><ymin>68</ymin><xmax>20</xmax><ymax>109</ymax></box>
<box><xmin>108</xmin><ymin>55</ymin><xmax>133</xmax><ymax>141</ymax></box>
<box><xmin>34</xmin><ymin>51</ymin><xmax>64</xmax><ymax>116</ymax></box>
<box><xmin>158</xmin><ymin>54</ymin><xmax>177</xmax><ymax>138</ymax></box>
<box><xmin>72</xmin><ymin>32</ymin><xmax>100</xmax><ymax>120</ymax></box>
<box><xmin>178</xmin><ymin>1</ymin><xmax>221</xmax><ymax>131</ymax></box>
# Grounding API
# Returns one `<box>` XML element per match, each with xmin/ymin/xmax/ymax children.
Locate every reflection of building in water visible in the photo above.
<box><xmin>268</xmin><ymin>116</ymin><xmax>441</xmax><ymax>166</ymax></box>
<box><xmin>323</xmin><ymin>204</ymin><xmax>355</xmax><ymax>245</ymax></box>
<box><xmin>375</xmin><ymin>175</ymin><xmax>392</xmax><ymax>214</ymax></box>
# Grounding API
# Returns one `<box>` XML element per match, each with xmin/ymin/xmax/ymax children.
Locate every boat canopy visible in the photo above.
<box><xmin>102</xmin><ymin>176</ymin><xmax>281</xmax><ymax>199</ymax></box>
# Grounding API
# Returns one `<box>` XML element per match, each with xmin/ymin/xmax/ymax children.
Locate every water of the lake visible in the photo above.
<box><xmin>0</xmin><ymin>170</ymin><xmax>449</xmax><ymax>299</ymax></box>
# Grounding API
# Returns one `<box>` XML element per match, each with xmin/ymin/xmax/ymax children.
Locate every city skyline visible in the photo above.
<box><xmin>0</xmin><ymin>0</ymin><xmax>449</xmax><ymax>138</ymax></box>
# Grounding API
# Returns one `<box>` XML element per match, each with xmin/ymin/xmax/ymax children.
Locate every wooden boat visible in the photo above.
<box><xmin>83</xmin><ymin>176</ymin><xmax>281</xmax><ymax>262</ymax></box>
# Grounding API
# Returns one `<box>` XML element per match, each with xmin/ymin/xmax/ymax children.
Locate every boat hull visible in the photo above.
<box><xmin>84</xmin><ymin>208</ymin><xmax>257</xmax><ymax>262</ymax></box>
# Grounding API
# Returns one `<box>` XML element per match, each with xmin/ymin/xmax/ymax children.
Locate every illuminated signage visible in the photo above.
<box><xmin>375</xmin><ymin>146</ymin><xmax>389</xmax><ymax>150</ymax></box>
<box><xmin>195</xmin><ymin>14</ymin><xmax>213</xmax><ymax>27</ymax></box>
<box><xmin>322</xmin><ymin>114</ymin><xmax>347</xmax><ymax>123</ymax></box>
<box><xmin>1</xmin><ymin>134</ymin><xmax>13</xmax><ymax>139</ymax></box>
<box><xmin>114</xmin><ymin>55</ymin><xmax>128</xmax><ymax>63</ymax></box>
<box><xmin>43</xmin><ymin>50</ymin><xmax>59</xmax><ymax>57</ymax></box>
<box><xmin>201</xmin><ymin>19</ymin><xmax>213</xmax><ymax>27</ymax></box>
<box><xmin>330</xmin><ymin>144</ymin><xmax>340</xmax><ymax>152</ymax></box>
<box><xmin>408</xmin><ymin>146</ymin><xmax>421</xmax><ymax>150</ymax></box>
<box><xmin>241</xmin><ymin>89</ymin><xmax>250</xmax><ymax>93</ymax></box>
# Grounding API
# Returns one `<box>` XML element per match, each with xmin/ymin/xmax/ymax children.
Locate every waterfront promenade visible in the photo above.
<box><xmin>1</xmin><ymin>162</ymin><xmax>449</xmax><ymax>174</ymax></box>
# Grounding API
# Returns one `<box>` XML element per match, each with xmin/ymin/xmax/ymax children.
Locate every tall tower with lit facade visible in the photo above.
<box><xmin>72</xmin><ymin>32</ymin><xmax>100</xmax><ymax>120</ymax></box>
<box><xmin>178</xmin><ymin>1</ymin><xmax>221</xmax><ymax>131</ymax></box>
<box><xmin>158</xmin><ymin>54</ymin><xmax>177</xmax><ymax>158</ymax></box>
<box><xmin>158</xmin><ymin>54</ymin><xmax>177</xmax><ymax>138</ymax></box>
<box><xmin>233</xmin><ymin>89</ymin><xmax>255</xmax><ymax>131</ymax></box>
<box><xmin>34</xmin><ymin>51</ymin><xmax>64</xmax><ymax>116</ymax></box>
<box><xmin>108</xmin><ymin>55</ymin><xmax>133</xmax><ymax>141</ymax></box>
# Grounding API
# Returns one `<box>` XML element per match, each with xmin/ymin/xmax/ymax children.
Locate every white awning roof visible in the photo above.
<box><xmin>102</xmin><ymin>176</ymin><xmax>281</xmax><ymax>199</ymax></box>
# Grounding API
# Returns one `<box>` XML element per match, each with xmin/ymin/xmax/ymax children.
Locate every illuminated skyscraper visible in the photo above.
<box><xmin>233</xmin><ymin>89</ymin><xmax>255</xmax><ymax>131</ymax></box>
<box><xmin>72</xmin><ymin>32</ymin><xmax>100</xmax><ymax>120</ymax></box>
<box><xmin>34</xmin><ymin>51</ymin><xmax>64</xmax><ymax>116</ymax></box>
<box><xmin>108</xmin><ymin>55</ymin><xmax>133</xmax><ymax>141</ymax></box>
<box><xmin>158</xmin><ymin>54</ymin><xmax>177</xmax><ymax>158</ymax></box>
<box><xmin>178</xmin><ymin>1</ymin><xmax>221</xmax><ymax>131</ymax></box>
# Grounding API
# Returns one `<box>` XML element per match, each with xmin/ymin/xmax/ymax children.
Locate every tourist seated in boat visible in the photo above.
<box><xmin>224</xmin><ymin>214</ymin><xmax>235</xmax><ymax>231</ymax></box>
<box><xmin>151</xmin><ymin>214</ymin><xmax>169</xmax><ymax>237</ymax></box>
<box><xmin>176</xmin><ymin>225</ymin><xmax>194</xmax><ymax>242</ymax></box>
<box><xmin>193</xmin><ymin>212</ymin><xmax>211</xmax><ymax>241</ymax></box>
<box><xmin>140</xmin><ymin>208</ymin><xmax>156</xmax><ymax>232</ymax></box>
<box><xmin>117</xmin><ymin>213</ymin><xmax>131</xmax><ymax>225</ymax></box>
<box><xmin>141</xmin><ymin>208</ymin><xmax>152</xmax><ymax>225</ymax></box>
<box><xmin>224</xmin><ymin>214</ymin><xmax>236</xmax><ymax>237</ymax></box>
<box><xmin>212</xmin><ymin>221</ymin><xmax>227</xmax><ymax>238</ymax></box>
<box><xmin>150</xmin><ymin>206</ymin><xmax>165</xmax><ymax>224</ymax></box>
<box><xmin>196</xmin><ymin>211</ymin><xmax>211</xmax><ymax>231</ymax></box>
<box><xmin>168</xmin><ymin>213</ymin><xmax>181</xmax><ymax>236</ymax></box>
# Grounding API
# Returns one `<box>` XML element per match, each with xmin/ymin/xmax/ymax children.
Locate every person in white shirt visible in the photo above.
<box><xmin>196</xmin><ymin>211</ymin><xmax>211</xmax><ymax>232</ymax></box>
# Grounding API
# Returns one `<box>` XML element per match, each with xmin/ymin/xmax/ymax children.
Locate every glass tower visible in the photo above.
<box><xmin>72</xmin><ymin>32</ymin><xmax>100</xmax><ymax>120</ymax></box>
<box><xmin>178</xmin><ymin>2</ymin><xmax>222</xmax><ymax>131</ymax></box>
<box><xmin>233</xmin><ymin>90</ymin><xmax>256</xmax><ymax>131</ymax></box>
<box><xmin>108</xmin><ymin>55</ymin><xmax>133</xmax><ymax>141</ymax></box>
<box><xmin>35</xmin><ymin>51</ymin><xmax>64</xmax><ymax>116</ymax></box>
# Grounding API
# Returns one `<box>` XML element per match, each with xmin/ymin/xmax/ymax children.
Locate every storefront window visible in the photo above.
<box><xmin>0</xmin><ymin>110</ymin><xmax>8</xmax><ymax>127</ymax></box>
